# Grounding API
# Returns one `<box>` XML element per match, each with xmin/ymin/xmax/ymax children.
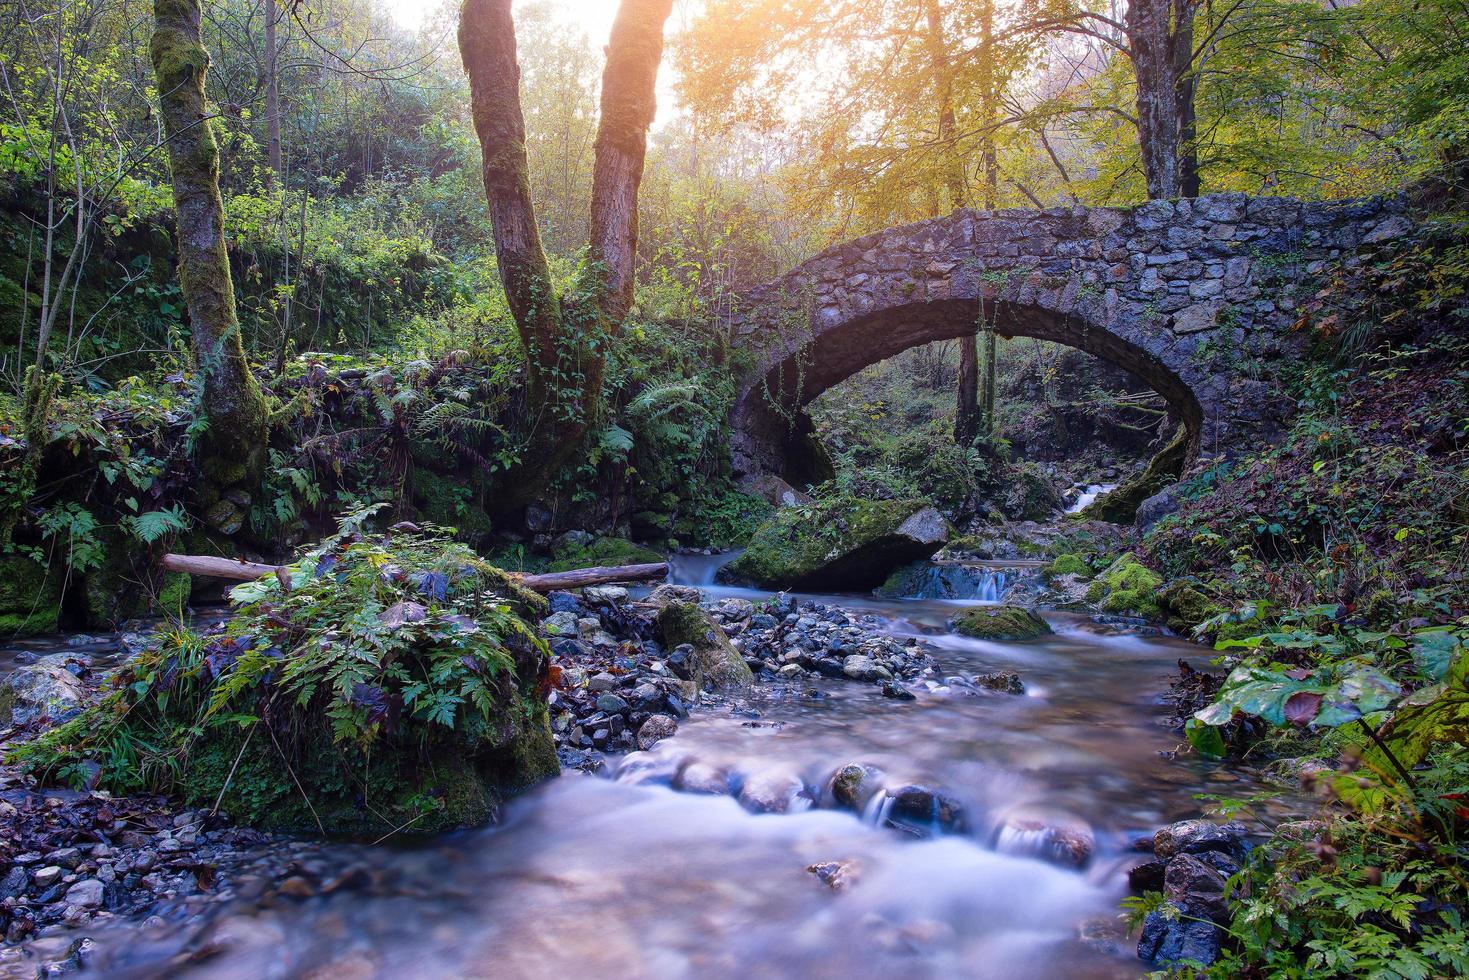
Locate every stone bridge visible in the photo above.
<box><xmin>723</xmin><ymin>192</ymin><xmax>1412</xmax><ymax>490</ymax></box>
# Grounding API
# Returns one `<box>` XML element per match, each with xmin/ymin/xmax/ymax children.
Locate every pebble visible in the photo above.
<box><xmin>63</xmin><ymin>879</ymin><xmax>104</xmax><ymax>909</ymax></box>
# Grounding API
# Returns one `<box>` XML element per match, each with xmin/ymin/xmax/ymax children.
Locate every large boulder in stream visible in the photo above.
<box><xmin>720</xmin><ymin>497</ymin><xmax>949</xmax><ymax>592</ymax></box>
<box><xmin>17</xmin><ymin>524</ymin><xmax>559</xmax><ymax>839</ymax></box>
<box><xmin>655</xmin><ymin>597</ymin><xmax>754</xmax><ymax>690</ymax></box>
<box><xmin>951</xmin><ymin>606</ymin><xmax>1052</xmax><ymax>641</ymax></box>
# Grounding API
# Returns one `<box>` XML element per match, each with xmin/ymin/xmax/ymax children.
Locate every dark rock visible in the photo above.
<box><xmin>665</xmin><ymin>645</ymin><xmax>694</xmax><ymax>680</ymax></box>
<box><xmin>880</xmin><ymin>680</ymin><xmax>915</xmax><ymax>700</ymax></box>
<box><xmin>1137</xmin><ymin>910</ymin><xmax>1221</xmax><ymax>967</ymax></box>
<box><xmin>885</xmin><ymin>785</ymin><xmax>967</xmax><ymax>835</ymax></box>
<box><xmin>546</xmin><ymin>592</ymin><xmax>583</xmax><ymax>615</ymax></box>
<box><xmin>1152</xmin><ymin>819</ymin><xmax>1248</xmax><ymax>861</ymax></box>
<box><xmin>595</xmin><ymin>693</ymin><xmax>629</xmax><ymax>715</ymax></box>
<box><xmin>1164</xmin><ymin>853</ymin><xmax>1231</xmax><ymax>923</ymax></box>
<box><xmin>1127</xmin><ymin>860</ymin><xmax>1167</xmax><ymax>893</ymax></box>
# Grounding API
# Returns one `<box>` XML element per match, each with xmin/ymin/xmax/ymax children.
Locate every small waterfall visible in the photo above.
<box><xmin>877</xmin><ymin>563</ymin><xmax>1008</xmax><ymax>600</ymax></box>
<box><xmin>1065</xmin><ymin>483</ymin><xmax>1117</xmax><ymax>515</ymax></box>
<box><xmin>863</xmin><ymin>790</ymin><xmax>896</xmax><ymax>828</ymax></box>
<box><xmin>667</xmin><ymin>551</ymin><xmax>741</xmax><ymax>586</ymax></box>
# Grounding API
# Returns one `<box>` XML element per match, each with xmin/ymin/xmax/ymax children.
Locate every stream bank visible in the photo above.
<box><xmin>2</xmin><ymin>552</ymin><xmax>1289</xmax><ymax>978</ymax></box>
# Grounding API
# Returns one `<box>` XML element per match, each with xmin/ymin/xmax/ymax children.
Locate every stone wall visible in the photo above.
<box><xmin>725</xmin><ymin>193</ymin><xmax>1414</xmax><ymax>484</ymax></box>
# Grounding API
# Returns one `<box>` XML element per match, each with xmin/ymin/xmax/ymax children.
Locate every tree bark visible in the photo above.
<box><xmin>263</xmin><ymin>0</ymin><xmax>282</xmax><ymax>186</ymax></box>
<box><xmin>922</xmin><ymin>0</ymin><xmax>965</xmax><ymax>215</ymax></box>
<box><xmin>1126</xmin><ymin>0</ymin><xmax>1197</xmax><ymax>199</ymax></box>
<box><xmin>161</xmin><ymin>553</ymin><xmax>669</xmax><ymax>593</ymax></box>
<box><xmin>151</xmin><ymin>0</ymin><xmax>270</xmax><ymax>498</ymax></box>
<box><xmin>588</xmin><ymin>0</ymin><xmax>672</xmax><ymax>325</ymax></box>
<box><xmin>954</xmin><ymin>334</ymin><xmax>979</xmax><ymax>446</ymax></box>
<box><xmin>459</xmin><ymin>0</ymin><xmax>672</xmax><ymax>506</ymax></box>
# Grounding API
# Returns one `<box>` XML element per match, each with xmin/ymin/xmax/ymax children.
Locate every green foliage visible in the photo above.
<box><xmin>1085</xmin><ymin>553</ymin><xmax>1164</xmax><ymax>619</ymax></box>
<box><xmin>14</xmin><ymin>513</ymin><xmax>556</xmax><ymax>836</ymax></box>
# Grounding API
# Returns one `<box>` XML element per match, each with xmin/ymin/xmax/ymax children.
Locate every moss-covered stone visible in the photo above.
<box><xmin>656</xmin><ymin>599</ymin><xmax>754</xmax><ymax>689</ymax></box>
<box><xmin>1157</xmin><ymin>579</ymin><xmax>1219</xmax><ymax>634</ymax></box>
<box><xmin>1045</xmin><ymin>553</ymin><xmax>1091</xmax><ymax>578</ymax></box>
<box><xmin>1086</xmin><ymin>553</ymin><xmax>1165</xmax><ymax>618</ymax></box>
<box><xmin>721</xmin><ymin>496</ymin><xmax>949</xmax><ymax>591</ymax></box>
<box><xmin>951</xmin><ymin>605</ymin><xmax>1052</xmax><ymax>641</ymax></box>
<box><xmin>1001</xmin><ymin>464</ymin><xmax>1063</xmax><ymax>521</ymax></box>
<box><xmin>0</xmin><ymin>555</ymin><xmax>63</xmax><ymax>636</ymax></box>
<box><xmin>548</xmin><ymin>535</ymin><xmax>663</xmax><ymax>572</ymax></box>
<box><xmin>18</xmin><ymin>525</ymin><xmax>558</xmax><ymax>839</ymax></box>
<box><xmin>1080</xmin><ymin>424</ymin><xmax>1189</xmax><ymax>524</ymax></box>
<box><xmin>412</xmin><ymin>467</ymin><xmax>494</xmax><ymax>540</ymax></box>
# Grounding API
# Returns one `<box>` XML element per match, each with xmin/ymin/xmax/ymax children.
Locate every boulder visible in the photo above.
<box><xmin>1138</xmin><ymin>911</ymin><xmax>1221</xmax><ymax>968</ymax></box>
<box><xmin>1152</xmin><ymin>818</ymin><xmax>1248</xmax><ymax>861</ymax></box>
<box><xmin>720</xmin><ymin>497</ymin><xmax>949</xmax><ymax>591</ymax></box>
<box><xmin>951</xmin><ymin>606</ymin><xmax>1051</xmax><ymax>641</ymax></box>
<box><xmin>655</xmin><ymin>601</ymin><xmax>754</xmax><ymax>690</ymax></box>
<box><xmin>884</xmin><ymin>785</ymin><xmax>967</xmax><ymax>835</ymax></box>
<box><xmin>637</xmin><ymin>714</ymin><xmax>678</xmax><ymax>750</ymax></box>
<box><xmin>0</xmin><ymin>555</ymin><xmax>63</xmax><ymax>636</ymax></box>
<box><xmin>1</xmin><ymin>655</ymin><xmax>90</xmax><ymax>728</ymax></box>
<box><xmin>828</xmin><ymin>763</ymin><xmax>882</xmax><ymax>811</ymax></box>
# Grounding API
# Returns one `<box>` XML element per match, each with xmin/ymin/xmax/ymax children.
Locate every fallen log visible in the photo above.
<box><xmin>161</xmin><ymin>553</ymin><xmax>669</xmax><ymax>594</ymax></box>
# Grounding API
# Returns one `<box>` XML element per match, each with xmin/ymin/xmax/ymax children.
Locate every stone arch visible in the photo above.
<box><xmin>732</xmin><ymin>296</ymin><xmax>1203</xmax><ymax>488</ymax></box>
<box><xmin>724</xmin><ymin>194</ymin><xmax>1413</xmax><ymax>492</ymax></box>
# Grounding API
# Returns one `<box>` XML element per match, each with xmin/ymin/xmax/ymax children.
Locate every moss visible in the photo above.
<box><xmin>1157</xmin><ymin>579</ymin><xmax>1218</xmax><ymax>633</ymax></box>
<box><xmin>412</xmin><ymin>468</ymin><xmax>494</xmax><ymax>540</ymax></box>
<box><xmin>1080</xmin><ymin>424</ymin><xmax>1189</xmax><ymax>524</ymax></box>
<box><xmin>548</xmin><ymin>536</ymin><xmax>663</xmax><ymax>572</ymax></box>
<box><xmin>1046</xmin><ymin>553</ymin><xmax>1091</xmax><ymax>577</ymax></box>
<box><xmin>0</xmin><ymin>555</ymin><xmax>63</xmax><ymax>636</ymax></box>
<box><xmin>721</xmin><ymin>496</ymin><xmax>948</xmax><ymax>591</ymax></box>
<box><xmin>951</xmin><ymin>605</ymin><xmax>1052</xmax><ymax>640</ymax></box>
<box><xmin>157</xmin><ymin>572</ymin><xmax>192</xmax><ymax>613</ymax></box>
<box><xmin>656</xmin><ymin>600</ymin><xmax>753</xmax><ymax>689</ymax></box>
<box><xmin>1002</xmin><ymin>464</ymin><xmax>1062</xmax><ymax>520</ymax></box>
<box><xmin>1086</xmin><ymin>553</ymin><xmax>1165</xmax><ymax>618</ymax></box>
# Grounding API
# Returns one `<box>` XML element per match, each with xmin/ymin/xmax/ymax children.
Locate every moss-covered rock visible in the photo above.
<box><xmin>412</xmin><ymin>467</ymin><xmax>494</xmax><ymax>541</ymax></box>
<box><xmin>0</xmin><ymin>555</ymin><xmax>63</xmax><ymax>636</ymax></box>
<box><xmin>1001</xmin><ymin>464</ymin><xmax>1063</xmax><ymax>521</ymax></box>
<box><xmin>548</xmin><ymin>535</ymin><xmax>664</xmax><ymax>572</ymax></box>
<box><xmin>951</xmin><ymin>605</ymin><xmax>1052</xmax><ymax>640</ymax></box>
<box><xmin>656</xmin><ymin>599</ymin><xmax>754</xmax><ymax>690</ymax></box>
<box><xmin>721</xmin><ymin>496</ymin><xmax>949</xmax><ymax>591</ymax></box>
<box><xmin>1086</xmin><ymin>553</ymin><xmax>1165</xmax><ymax>618</ymax></box>
<box><xmin>1045</xmin><ymin>553</ymin><xmax>1091</xmax><ymax>578</ymax></box>
<box><xmin>16</xmin><ymin>522</ymin><xmax>557</xmax><ymax>838</ymax></box>
<box><xmin>1157</xmin><ymin>579</ymin><xmax>1219</xmax><ymax>634</ymax></box>
<box><xmin>1080</xmin><ymin>425</ymin><xmax>1189</xmax><ymax>524</ymax></box>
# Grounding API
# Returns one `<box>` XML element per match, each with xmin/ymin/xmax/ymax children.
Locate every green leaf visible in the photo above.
<box><xmin>1186</xmin><ymin>718</ymin><xmax>1227</xmax><ymax>759</ymax></box>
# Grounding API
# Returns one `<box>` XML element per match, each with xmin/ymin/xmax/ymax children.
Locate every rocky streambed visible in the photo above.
<box><xmin>1</xmin><ymin>568</ymin><xmax>1293</xmax><ymax>978</ymax></box>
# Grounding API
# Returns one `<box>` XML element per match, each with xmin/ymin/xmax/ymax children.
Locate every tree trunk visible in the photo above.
<box><xmin>264</xmin><ymin>0</ymin><xmax>282</xmax><ymax>186</ymax></box>
<box><xmin>954</xmin><ymin>334</ymin><xmax>979</xmax><ymax>446</ymax></box>
<box><xmin>588</xmin><ymin>0</ymin><xmax>672</xmax><ymax>325</ymax></box>
<box><xmin>151</xmin><ymin>0</ymin><xmax>270</xmax><ymax>505</ymax></box>
<box><xmin>922</xmin><ymin>0</ymin><xmax>965</xmax><ymax>214</ymax></box>
<box><xmin>979</xmin><ymin>326</ymin><xmax>997</xmax><ymax>437</ymax></box>
<box><xmin>459</xmin><ymin>0</ymin><xmax>672</xmax><ymax>507</ymax></box>
<box><xmin>1126</xmin><ymin>0</ymin><xmax>1197</xmax><ymax>199</ymax></box>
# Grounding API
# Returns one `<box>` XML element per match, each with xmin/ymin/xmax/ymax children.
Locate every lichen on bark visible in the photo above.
<box><xmin>150</xmin><ymin>0</ymin><xmax>269</xmax><ymax>518</ymax></box>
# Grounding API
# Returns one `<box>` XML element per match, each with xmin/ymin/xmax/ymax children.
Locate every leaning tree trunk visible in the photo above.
<box><xmin>1126</xmin><ymin>0</ymin><xmax>1197</xmax><ymax>200</ymax></box>
<box><xmin>151</xmin><ymin>0</ymin><xmax>270</xmax><ymax>518</ymax></box>
<box><xmin>460</xmin><ymin>0</ymin><xmax>671</xmax><ymax>508</ymax></box>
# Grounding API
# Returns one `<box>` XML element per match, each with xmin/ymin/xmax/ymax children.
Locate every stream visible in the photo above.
<box><xmin>2</xmin><ymin>557</ymin><xmax>1292</xmax><ymax>979</ymax></box>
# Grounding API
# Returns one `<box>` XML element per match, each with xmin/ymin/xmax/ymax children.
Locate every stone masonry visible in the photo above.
<box><xmin>724</xmin><ymin>192</ymin><xmax>1414</xmax><ymax>486</ymax></box>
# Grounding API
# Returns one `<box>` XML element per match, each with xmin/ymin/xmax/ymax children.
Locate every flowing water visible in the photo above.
<box><xmin>2</xmin><ymin>562</ymin><xmax>1294</xmax><ymax>979</ymax></box>
<box><xmin>1065</xmin><ymin>484</ymin><xmax>1117</xmax><ymax>515</ymax></box>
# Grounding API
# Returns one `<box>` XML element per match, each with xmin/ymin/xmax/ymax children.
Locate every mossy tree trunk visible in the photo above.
<box><xmin>459</xmin><ymin>0</ymin><xmax>672</xmax><ymax>507</ymax></box>
<box><xmin>150</xmin><ymin>0</ymin><xmax>270</xmax><ymax>512</ymax></box>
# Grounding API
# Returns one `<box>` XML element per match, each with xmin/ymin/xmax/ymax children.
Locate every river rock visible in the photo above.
<box><xmin>738</xmin><ymin>771</ymin><xmax>808</xmax><ymax>813</ymax></box>
<box><xmin>1138</xmin><ymin>911</ymin><xmax>1220</xmax><ymax>968</ymax></box>
<box><xmin>1</xmin><ymin>655</ymin><xmax>90</xmax><ymax>728</ymax></box>
<box><xmin>951</xmin><ymin>606</ymin><xmax>1051</xmax><ymax>641</ymax></box>
<box><xmin>583</xmin><ymin>585</ymin><xmax>629</xmax><ymax>606</ymax></box>
<box><xmin>828</xmin><ymin>764</ymin><xmax>882</xmax><ymax>811</ymax></box>
<box><xmin>806</xmin><ymin>859</ymin><xmax>860</xmax><ymax>892</ymax></box>
<box><xmin>655</xmin><ymin>601</ymin><xmax>753</xmax><ymax>690</ymax></box>
<box><xmin>63</xmin><ymin>879</ymin><xmax>104</xmax><ymax>909</ymax></box>
<box><xmin>1152</xmin><ymin>818</ymin><xmax>1248</xmax><ymax>861</ymax></box>
<box><xmin>973</xmin><ymin>670</ymin><xmax>1025</xmax><ymax>694</ymax></box>
<box><xmin>720</xmin><ymin>496</ymin><xmax>949</xmax><ymax>591</ymax></box>
<box><xmin>675</xmin><ymin>762</ymin><xmax>729</xmax><ymax>795</ymax></box>
<box><xmin>884</xmin><ymin>785</ymin><xmax>967</xmax><ymax>835</ymax></box>
<box><xmin>1164</xmin><ymin>853</ymin><xmax>1230</xmax><ymax>923</ymax></box>
<box><xmin>637</xmin><ymin>714</ymin><xmax>677</xmax><ymax>750</ymax></box>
